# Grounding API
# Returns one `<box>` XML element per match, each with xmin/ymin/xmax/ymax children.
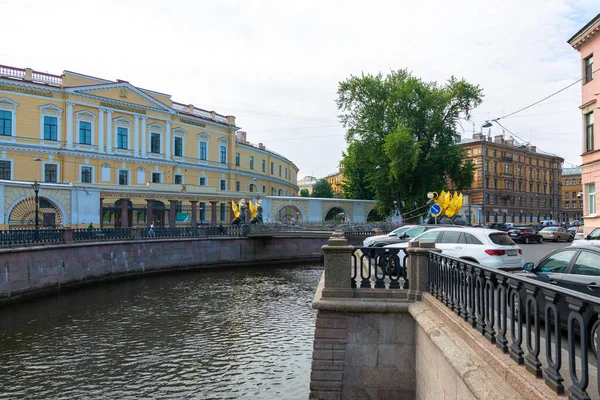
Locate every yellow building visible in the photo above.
<box><xmin>325</xmin><ymin>170</ymin><xmax>344</xmax><ymax>196</ymax></box>
<box><xmin>0</xmin><ymin>65</ymin><xmax>299</xmax><ymax>228</ymax></box>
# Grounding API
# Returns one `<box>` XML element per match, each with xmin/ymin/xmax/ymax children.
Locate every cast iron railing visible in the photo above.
<box><xmin>0</xmin><ymin>229</ymin><xmax>63</xmax><ymax>246</ymax></box>
<box><xmin>429</xmin><ymin>251</ymin><xmax>600</xmax><ymax>399</ymax></box>
<box><xmin>352</xmin><ymin>247</ymin><xmax>409</xmax><ymax>289</ymax></box>
<box><xmin>73</xmin><ymin>228</ymin><xmax>133</xmax><ymax>241</ymax></box>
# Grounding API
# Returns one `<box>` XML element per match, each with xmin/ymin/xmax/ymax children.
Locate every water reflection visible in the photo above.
<box><xmin>0</xmin><ymin>263</ymin><xmax>323</xmax><ymax>399</ymax></box>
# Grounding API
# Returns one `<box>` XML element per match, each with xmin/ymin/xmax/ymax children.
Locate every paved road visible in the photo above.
<box><xmin>517</xmin><ymin>239</ymin><xmax>572</xmax><ymax>263</ymax></box>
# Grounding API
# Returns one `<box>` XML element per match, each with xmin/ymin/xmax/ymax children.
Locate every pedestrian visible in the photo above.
<box><xmin>87</xmin><ymin>222</ymin><xmax>93</xmax><ymax>239</ymax></box>
<box><xmin>149</xmin><ymin>222</ymin><xmax>155</xmax><ymax>237</ymax></box>
<box><xmin>290</xmin><ymin>216</ymin><xmax>296</xmax><ymax>227</ymax></box>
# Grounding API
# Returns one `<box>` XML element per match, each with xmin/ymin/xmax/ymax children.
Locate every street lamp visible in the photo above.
<box><xmin>481</xmin><ymin>121</ymin><xmax>493</xmax><ymax>225</ymax></box>
<box><xmin>32</xmin><ymin>180</ymin><xmax>40</xmax><ymax>229</ymax></box>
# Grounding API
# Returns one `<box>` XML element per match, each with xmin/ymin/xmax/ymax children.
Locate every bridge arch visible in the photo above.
<box><xmin>324</xmin><ymin>206</ymin><xmax>348</xmax><ymax>222</ymax></box>
<box><xmin>274</xmin><ymin>205</ymin><xmax>304</xmax><ymax>223</ymax></box>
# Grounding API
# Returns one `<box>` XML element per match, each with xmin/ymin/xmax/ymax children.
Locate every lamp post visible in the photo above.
<box><xmin>480</xmin><ymin>121</ymin><xmax>493</xmax><ymax>225</ymax></box>
<box><xmin>32</xmin><ymin>180</ymin><xmax>40</xmax><ymax>230</ymax></box>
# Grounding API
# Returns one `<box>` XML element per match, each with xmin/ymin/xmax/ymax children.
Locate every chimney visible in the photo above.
<box><xmin>528</xmin><ymin>145</ymin><xmax>536</xmax><ymax>153</ymax></box>
<box><xmin>494</xmin><ymin>135</ymin><xmax>504</xmax><ymax>144</ymax></box>
<box><xmin>505</xmin><ymin>139</ymin><xmax>514</xmax><ymax>146</ymax></box>
<box><xmin>473</xmin><ymin>133</ymin><xmax>484</xmax><ymax>140</ymax></box>
<box><xmin>235</xmin><ymin>131</ymin><xmax>247</xmax><ymax>143</ymax></box>
<box><xmin>259</xmin><ymin>143</ymin><xmax>265</xmax><ymax>150</ymax></box>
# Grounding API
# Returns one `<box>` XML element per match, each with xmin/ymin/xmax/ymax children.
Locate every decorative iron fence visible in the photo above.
<box><xmin>73</xmin><ymin>228</ymin><xmax>133</xmax><ymax>241</ymax></box>
<box><xmin>352</xmin><ymin>247</ymin><xmax>409</xmax><ymax>289</ymax></box>
<box><xmin>0</xmin><ymin>229</ymin><xmax>63</xmax><ymax>246</ymax></box>
<box><xmin>429</xmin><ymin>251</ymin><xmax>600</xmax><ymax>398</ymax></box>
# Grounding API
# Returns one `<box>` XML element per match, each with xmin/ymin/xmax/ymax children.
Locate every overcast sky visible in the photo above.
<box><xmin>1</xmin><ymin>0</ymin><xmax>598</xmax><ymax>179</ymax></box>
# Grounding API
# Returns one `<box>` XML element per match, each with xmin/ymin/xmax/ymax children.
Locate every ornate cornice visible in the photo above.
<box><xmin>568</xmin><ymin>14</ymin><xmax>600</xmax><ymax>51</ymax></box>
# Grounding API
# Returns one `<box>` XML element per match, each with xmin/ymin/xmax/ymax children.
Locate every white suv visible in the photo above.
<box><xmin>384</xmin><ymin>227</ymin><xmax>524</xmax><ymax>271</ymax></box>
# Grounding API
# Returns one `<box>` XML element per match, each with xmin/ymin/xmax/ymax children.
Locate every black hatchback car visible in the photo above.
<box><xmin>507</xmin><ymin>226</ymin><xmax>543</xmax><ymax>244</ymax></box>
<box><xmin>517</xmin><ymin>246</ymin><xmax>600</xmax><ymax>353</ymax></box>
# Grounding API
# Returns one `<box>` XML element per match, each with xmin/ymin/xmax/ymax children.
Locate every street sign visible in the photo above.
<box><xmin>430</xmin><ymin>204</ymin><xmax>441</xmax><ymax>216</ymax></box>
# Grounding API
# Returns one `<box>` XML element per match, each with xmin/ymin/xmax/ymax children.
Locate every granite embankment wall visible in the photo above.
<box><xmin>0</xmin><ymin>234</ymin><xmax>328</xmax><ymax>303</ymax></box>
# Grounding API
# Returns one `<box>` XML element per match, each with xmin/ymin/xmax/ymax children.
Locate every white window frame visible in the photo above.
<box><xmin>137</xmin><ymin>167</ymin><xmax>146</xmax><ymax>184</ymax></box>
<box><xmin>43</xmin><ymin>162</ymin><xmax>60</xmax><ymax>183</ymax></box>
<box><xmin>220</xmin><ymin>178</ymin><xmax>227</xmax><ymax>191</ymax></box>
<box><xmin>199</xmin><ymin>176</ymin><xmax>207</xmax><ymax>186</ymax></box>
<box><xmin>39</xmin><ymin>104</ymin><xmax>63</xmax><ymax>144</ymax></box>
<box><xmin>75</xmin><ymin>110</ymin><xmax>96</xmax><ymax>147</ymax></box>
<box><xmin>0</xmin><ymin>158</ymin><xmax>14</xmax><ymax>180</ymax></box>
<box><xmin>151</xmin><ymin>172</ymin><xmax>163</xmax><ymax>183</ymax></box>
<box><xmin>114</xmin><ymin>116</ymin><xmax>132</xmax><ymax>152</ymax></box>
<box><xmin>198</xmin><ymin>132</ymin><xmax>210</xmax><ymax>162</ymax></box>
<box><xmin>147</xmin><ymin>122</ymin><xmax>164</xmax><ymax>157</ymax></box>
<box><xmin>79</xmin><ymin>164</ymin><xmax>94</xmax><ymax>184</ymax></box>
<box><xmin>587</xmin><ymin>183</ymin><xmax>596</xmax><ymax>216</ymax></box>
<box><xmin>219</xmin><ymin>138</ymin><xmax>229</xmax><ymax>164</ymax></box>
<box><xmin>101</xmin><ymin>163</ymin><xmax>111</xmax><ymax>182</ymax></box>
<box><xmin>172</xmin><ymin>127</ymin><xmax>186</xmax><ymax>159</ymax></box>
<box><xmin>174</xmin><ymin>174</ymin><xmax>184</xmax><ymax>184</ymax></box>
<box><xmin>0</xmin><ymin>97</ymin><xmax>18</xmax><ymax>139</ymax></box>
<box><xmin>118</xmin><ymin>169</ymin><xmax>130</xmax><ymax>186</ymax></box>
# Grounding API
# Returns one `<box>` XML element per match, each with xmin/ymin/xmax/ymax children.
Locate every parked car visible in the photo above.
<box><xmin>570</xmin><ymin>220</ymin><xmax>581</xmax><ymax>227</ymax></box>
<box><xmin>516</xmin><ymin>246</ymin><xmax>600</xmax><ymax>353</ymax></box>
<box><xmin>571</xmin><ymin>226</ymin><xmax>600</xmax><ymax>246</ymax></box>
<box><xmin>363</xmin><ymin>224</ymin><xmax>460</xmax><ymax>248</ymax></box>
<box><xmin>540</xmin><ymin>220</ymin><xmax>558</xmax><ymax>227</ymax></box>
<box><xmin>567</xmin><ymin>226</ymin><xmax>580</xmax><ymax>239</ymax></box>
<box><xmin>384</xmin><ymin>227</ymin><xmax>524</xmax><ymax>271</ymax></box>
<box><xmin>487</xmin><ymin>222</ymin><xmax>510</xmax><ymax>231</ymax></box>
<box><xmin>362</xmin><ymin>225</ymin><xmax>417</xmax><ymax>247</ymax></box>
<box><xmin>507</xmin><ymin>227</ymin><xmax>543</xmax><ymax>244</ymax></box>
<box><xmin>538</xmin><ymin>227</ymin><xmax>573</xmax><ymax>242</ymax></box>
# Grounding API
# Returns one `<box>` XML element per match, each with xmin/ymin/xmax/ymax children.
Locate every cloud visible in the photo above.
<box><xmin>1</xmin><ymin>0</ymin><xmax>597</xmax><ymax>176</ymax></box>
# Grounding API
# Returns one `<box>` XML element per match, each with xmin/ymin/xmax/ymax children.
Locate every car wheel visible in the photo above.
<box><xmin>538</xmin><ymin>236</ymin><xmax>543</xmax><ymax>244</ymax></box>
<box><xmin>591</xmin><ymin>320</ymin><xmax>600</xmax><ymax>356</ymax></box>
<box><xmin>524</xmin><ymin>237</ymin><xmax>529</xmax><ymax>244</ymax></box>
<box><xmin>568</xmin><ymin>235</ymin><xmax>573</xmax><ymax>242</ymax></box>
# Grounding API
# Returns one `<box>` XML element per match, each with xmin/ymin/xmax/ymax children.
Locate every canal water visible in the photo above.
<box><xmin>0</xmin><ymin>263</ymin><xmax>323</xmax><ymax>399</ymax></box>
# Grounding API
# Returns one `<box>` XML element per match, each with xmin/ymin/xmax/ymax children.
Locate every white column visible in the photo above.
<box><xmin>106</xmin><ymin>110</ymin><xmax>113</xmax><ymax>154</ymax></box>
<box><xmin>66</xmin><ymin>102</ymin><xmax>73</xmax><ymax>149</ymax></box>
<box><xmin>141</xmin><ymin>116</ymin><xmax>147</xmax><ymax>158</ymax></box>
<box><xmin>165</xmin><ymin>120</ymin><xmax>171</xmax><ymax>158</ymax></box>
<box><xmin>134</xmin><ymin>115</ymin><xmax>140</xmax><ymax>157</ymax></box>
<box><xmin>98</xmin><ymin>109</ymin><xmax>105</xmax><ymax>153</ymax></box>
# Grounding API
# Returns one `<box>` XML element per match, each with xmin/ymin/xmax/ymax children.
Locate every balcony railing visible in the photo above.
<box><xmin>428</xmin><ymin>251</ymin><xmax>600</xmax><ymax>398</ymax></box>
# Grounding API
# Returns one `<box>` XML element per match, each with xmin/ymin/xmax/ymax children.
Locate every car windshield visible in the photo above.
<box><xmin>413</xmin><ymin>230</ymin><xmax>441</xmax><ymax>242</ymax></box>
<box><xmin>391</xmin><ymin>226</ymin><xmax>411</xmax><ymax>236</ymax></box>
<box><xmin>588</xmin><ymin>228</ymin><xmax>600</xmax><ymax>240</ymax></box>
<box><xmin>542</xmin><ymin>227</ymin><xmax>557</xmax><ymax>232</ymax></box>
<box><xmin>488</xmin><ymin>233</ymin><xmax>516</xmax><ymax>246</ymax></box>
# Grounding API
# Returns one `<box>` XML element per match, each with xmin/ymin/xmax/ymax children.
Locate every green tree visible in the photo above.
<box><xmin>300</xmin><ymin>188</ymin><xmax>310</xmax><ymax>197</ymax></box>
<box><xmin>337</xmin><ymin>70</ymin><xmax>482</xmax><ymax>216</ymax></box>
<box><xmin>311</xmin><ymin>179</ymin><xmax>335</xmax><ymax>198</ymax></box>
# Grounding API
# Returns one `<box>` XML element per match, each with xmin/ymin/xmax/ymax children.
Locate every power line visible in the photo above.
<box><xmin>491</xmin><ymin>66</ymin><xmax>600</xmax><ymax>122</ymax></box>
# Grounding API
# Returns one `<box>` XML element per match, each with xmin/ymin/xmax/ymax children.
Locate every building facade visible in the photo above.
<box><xmin>297</xmin><ymin>175</ymin><xmax>318</xmax><ymax>195</ymax></box>
<box><xmin>0</xmin><ymin>65</ymin><xmax>300</xmax><ymax>228</ymax></box>
<box><xmin>457</xmin><ymin>134</ymin><xmax>563</xmax><ymax>225</ymax></box>
<box><xmin>560</xmin><ymin>167</ymin><xmax>583</xmax><ymax>223</ymax></box>
<box><xmin>569</xmin><ymin>14</ymin><xmax>600</xmax><ymax>233</ymax></box>
<box><xmin>325</xmin><ymin>170</ymin><xmax>344</xmax><ymax>196</ymax></box>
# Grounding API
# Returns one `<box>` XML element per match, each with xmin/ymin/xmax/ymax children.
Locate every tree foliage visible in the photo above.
<box><xmin>300</xmin><ymin>189</ymin><xmax>310</xmax><ymax>197</ymax></box>
<box><xmin>311</xmin><ymin>179</ymin><xmax>335</xmax><ymax>198</ymax></box>
<box><xmin>337</xmin><ymin>70</ymin><xmax>482</xmax><ymax>217</ymax></box>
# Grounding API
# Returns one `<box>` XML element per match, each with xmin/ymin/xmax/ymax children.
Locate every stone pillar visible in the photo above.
<box><xmin>106</xmin><ymin>110</ymin><xmax>113</xmax><ymax>154</ymax></box>
<box><xmin>321</xmin><ymin>230</ymin><xmax>355</xmax><ymax>298</ymax></box>
<box><xmin>120</xmin><ymin>198</ymin><xmax>129</xmax><ymax>228</ymax></box>
<box><xmin>141</xmin><ymin>116</ymin><xmax>147</xmax><ymax>158</ymax></box>
<box><xmin>210</xmin><ymin>201</ymin><xmax>218</xmax><ymax>226</ymax></box>
<box><xmin>190</xmin><ymin>200</ymin><xmax>198</xmax><ymax>228</ymax></box>
<box><xmin>406</xmin><ymin>241</ymin><xmax>441</xmax><ymax>295</ymax></box>
<box><xmin>63</xmin><ymin>227</ymin><xmax>73</xmax><ymax>243</ymax></box>
<box><xmin>99</xmin><ymin>197</ymin><xmax>104</xmax><ymax>228</ymax></box>
<box><xmin>134</xmin><ymin>114</ymin><xmax>140</xmax><ymax>157</ymax></box>
<box><xmin>98</xmin><ymin>109</ymin><xmax>105</xmax><ymax>153</ymax></box>
<box><xmin>165</xmin><ymin>120</ymin><xmax>171</xmax><ymax>158</ymax></box>
<box><xmin>66</xmin><ymin>102</ymin><xmax>73</xmax><ymax>149</ymax></box>
<box><xmin>146</xmin><ymin>199</ymin><xmax>154</xmax><ymax>227</ymax></box>
<box><xmin>169</xmin><ymin>200</ymin><xmax>177</xmax><ymax>228</ymax></box>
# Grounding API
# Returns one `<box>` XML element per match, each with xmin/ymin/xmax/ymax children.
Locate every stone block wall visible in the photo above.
<box><xmin>0</xmin><ymin>236</ymin><xmax>326</xmax><ymax>302</ymax></box>
<box><xmin>310</xmin><ymin>309</ymin><xmax>416</xmax><ymax>400</ymax></box>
